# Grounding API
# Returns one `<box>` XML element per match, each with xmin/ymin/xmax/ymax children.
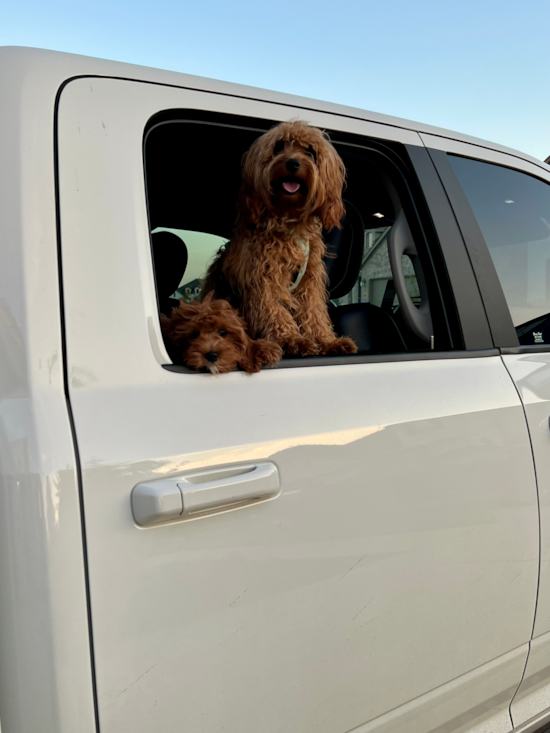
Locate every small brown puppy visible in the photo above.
<box><xmin>202</xmin><ymin>120</ymin><xmax>357</xmax><ymax>357</ymax></box>
<box><xmin>161</xmin><ymin>293</ymin><xmax>282</xmax><ymax>374</ymax></box>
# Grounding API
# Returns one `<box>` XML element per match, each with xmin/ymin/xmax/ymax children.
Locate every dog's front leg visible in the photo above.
<box><xmin>244</xmin><ymin>281</ymin><xmax>319</xmax><ymax>356</ymax></box>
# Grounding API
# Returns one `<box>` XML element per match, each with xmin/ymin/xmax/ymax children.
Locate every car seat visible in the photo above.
<box><xmin>324</xmin><ymin>201</ymin><xmax>407</xmax><ymax>354</ymax></box>
<box><xmin>151</xmin><ymin>231</ymin><xmax>188</xmax><ymax>316</ymax></box>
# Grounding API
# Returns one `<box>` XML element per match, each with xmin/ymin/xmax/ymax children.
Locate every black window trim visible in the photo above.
<box><xmin>405</xmin><ymin>144</ymin><xmax>494</xmax><ymax>351</ymax></box>
<box><xmin>163</xmin><ymin>348</ymin><xmax>500</xmax><ymax>374</ymax></box>
<box><xmin>500</xmin><ymin>345</ymin><xmax>550</xmax><ymax>355</ymax></box>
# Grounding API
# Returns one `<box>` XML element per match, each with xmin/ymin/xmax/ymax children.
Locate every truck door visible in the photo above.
<box><xmin>57</xmin><ymin>77</ymin><xmax>539</xmax><ymax>733</ymax></box>
<box><xmin>427</xmin><ymin>138</ymin><xmax>550</xmax><ymax>729</ymax></box>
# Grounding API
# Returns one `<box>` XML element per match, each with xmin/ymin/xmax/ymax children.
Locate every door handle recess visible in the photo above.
<box><xmin>132</xmin><ymin>463</ymin><xmax>280</xmax><ymax>527</ymax></box>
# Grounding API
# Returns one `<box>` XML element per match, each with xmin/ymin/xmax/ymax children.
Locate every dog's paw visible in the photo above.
<box><xmin>319</xmin><ymin>337</ymin><xmax>358</xmax><ymax>355</ymax></box>
<box><xmin>254</xmin><ymin>340</ymin><xmax>283</xmax><ymax>366</ymax></box>
<box><xmin>286</xmin><ymin>337</ymin><xmax>320</xmax><ymax>357</ymax></box>
<box><xmin>240</xmin><ymin>341</ymin><xmax>283</xmax><ymax>373</ymax></box>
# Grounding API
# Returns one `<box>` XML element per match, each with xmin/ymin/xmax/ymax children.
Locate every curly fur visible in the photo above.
<box><xmin>202</xmin><ymin>120</ymin><xmax>357</xmax><ymax>356</ymax></box>
<box><xmin>161</xmin><ymin>293</ymin><xmax>282</xmax><ymax>373</ymax></box>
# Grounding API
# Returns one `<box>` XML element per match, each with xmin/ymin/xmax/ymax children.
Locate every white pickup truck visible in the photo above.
<box><xmin>0</xmin><ymin>46</ymin><xmax>549</xmax><ymax>733</ymax></box>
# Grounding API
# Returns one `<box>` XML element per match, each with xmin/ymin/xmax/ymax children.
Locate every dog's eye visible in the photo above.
<box><xmin>273</xmin><ymin>140</ymin><xmax>285</xmax><ymax>155</ymax></box>
<box><xmin>219</xmin><ymin>329</ymin><xmax>227</xmax><ymax>338</ymax></box>
<box><xmin>306</xmin><ymin>145</ymin><xmax>317</xmax><ymax>162</ymax></box>
<box><xmin>189</xmin><ymin>331</ymin><xmax>200</xmax><ymax>340</ymax></box>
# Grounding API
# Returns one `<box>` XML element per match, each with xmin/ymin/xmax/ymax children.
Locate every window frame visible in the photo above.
<box><xmin>423</xmin><ymin>135</ymin><xmax>550</xmax><ymax>353</ymax></box>
<box><xmin>144</xmin><ymin>110</ymin><xmax>493</xmax><ymax>370</ymax></box>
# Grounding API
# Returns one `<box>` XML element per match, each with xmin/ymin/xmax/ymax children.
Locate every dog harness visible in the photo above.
<box><xmin>220</xmin><ymin>236</ymin><xmax>310</xmax><ymax>293</ymax></box>
<box><xmin>289</xmin><ymin>237</ymin><xmax>310</xmax><ymax>292</ymax></box>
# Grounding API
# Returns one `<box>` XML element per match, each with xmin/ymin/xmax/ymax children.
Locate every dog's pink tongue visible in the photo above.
<box><xmin>283</xmin><ymin>181</ymin><xmax>300</xmax><ymax>194</ymax></box>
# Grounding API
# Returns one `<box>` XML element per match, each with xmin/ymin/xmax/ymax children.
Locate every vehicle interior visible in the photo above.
<box><xmin>144</xmin><ymin>113</ymin><xmax>447</xmax><ymax>363</ymax></box>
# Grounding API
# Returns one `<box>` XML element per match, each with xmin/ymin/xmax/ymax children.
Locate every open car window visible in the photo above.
<box><xmin>145</xmin><ymin>114</ymin><xmax>453</xmax><ymax>363</ymax></box>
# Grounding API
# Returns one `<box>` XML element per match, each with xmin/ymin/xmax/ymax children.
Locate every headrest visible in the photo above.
<box><xmin>323</xmin><ymin>201</ymin><xmax>365</xmax><ymax>299</ymax></box>
<box><xmin>151</xmin><ymin>231</ymin><xmax>188</xmax><ymax>315</ymax></box>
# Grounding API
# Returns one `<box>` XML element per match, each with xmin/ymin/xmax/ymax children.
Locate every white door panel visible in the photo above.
<box><xmin>510</xmin><ymin>631</ymin><xmax>550</xmax><ymax>727</ymax></box>
<box><xmin>426</xmin><ymin>143</ymin><xmax>550</xmax><ymax>728</ymax></box>
<box><xmin>68</xmin><ymin>361</ymin><xmax>536</xmax><ymax>733</ymax></box>
<box><xmin>350</xmin><ymin>645</ymin><xmax>528</xmax><ymax>733</ymax></box>
<box><xmin>58</xmin><ymin>78</ymin><xmax>539</xmax><ymax>733</ymax></box>
<box><xmin>502</xmin><ymin>354</ymin><xmax>550</xmax><ymax>640</ymax></box>
<box><xmin>502</xmin><ymin>354</ymin><xmax>550</xmax><ymax>728</ymax></box>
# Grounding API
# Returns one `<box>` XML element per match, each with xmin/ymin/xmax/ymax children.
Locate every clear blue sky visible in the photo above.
<box><xmin>2</xmin><ymin>0</ymin><xmax>549</xmax><ymax>161</ymax></box>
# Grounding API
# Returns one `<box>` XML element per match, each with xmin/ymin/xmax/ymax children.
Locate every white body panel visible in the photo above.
<box><xmin>510</xmin><ymin>632</ymin><xmax>550</xmax><ymax>728</ymax></box>
<box><xmin>0</xmin><ymin>45</ymin><xmax>548</xmax><ymax>732</ymax></box>
<box><xmin>57</xmin><ymin>76</ymin><xmax>539</xmax><ymax>733</ymax></box>
<box><xmin>502</xmin><ymin>354</ymin><xmax>550</xmax><ymax>727</ymax></box>
<box><xmin>421</xmin><ymin>136</ymin><xmax>550</xmax><ymax>732</ymax></box>
<box><xmin>0</xmin><ymin>48</ymin><xmax>96</xmax><ymax>733</ymax></box>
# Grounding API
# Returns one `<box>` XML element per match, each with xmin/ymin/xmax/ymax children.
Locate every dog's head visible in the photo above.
<box><xmin>239</xmin><ymin>120</ymin><xmax>346</xmax><ymax>229</ymax></box>
<box><xmin>161</xmin><ymin>293</ymin><xmax>249</xmax><ymax>373</ymax></box>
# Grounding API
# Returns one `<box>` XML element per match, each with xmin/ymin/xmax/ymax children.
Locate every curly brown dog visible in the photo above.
<box><xmin>161</xmin><ymin>293</ymin><xmax>282</xmax><ymax>374</ymax></box>
<box><xmin>202</xmin><ymin>120</ymin><xmax>358</xmax><ymax>357</ymax></box>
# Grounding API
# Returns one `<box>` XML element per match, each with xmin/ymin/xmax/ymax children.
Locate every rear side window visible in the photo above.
<box><xmin>449</xmin><ymin>156</ymin><xmax>550</xmax><ymax>345</ymax></box>
<box><xmin>144</xmin><ymin>113</ymin><xmax>455</xmax><ymax>367</ymax></box>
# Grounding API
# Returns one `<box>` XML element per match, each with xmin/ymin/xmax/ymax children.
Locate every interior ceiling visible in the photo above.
<box><xmin>145</xmin><ymin>122</ymin><xmax>394</xmax><ymax>236</ymax></box>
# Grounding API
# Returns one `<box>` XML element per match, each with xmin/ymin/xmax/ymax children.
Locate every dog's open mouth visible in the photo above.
<box><xmin>274</xmin><ymin>177</ymin><xmax>307</xmax><ymax>196</ymax></box>
<box><xmin>283</xmin><ymin>181</ymin><xmax>300</xmax><ymax>194</ymax></box>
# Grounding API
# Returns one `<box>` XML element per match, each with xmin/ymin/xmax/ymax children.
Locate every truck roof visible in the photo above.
<box><xmin>1</xmin><ymin>45</ymin><xmax>549</xmax><ymax>172</ymax></box>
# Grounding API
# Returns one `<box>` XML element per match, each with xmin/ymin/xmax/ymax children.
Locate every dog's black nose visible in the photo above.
<box><xmin>204</xmin><ymin>351</ymin><xmax>218</xmax><ymax>363</ymax></box>
<box><xmin>286</xmin><ymin>158</ymin><xmax>301</xmax><ymax>172</ymax></box>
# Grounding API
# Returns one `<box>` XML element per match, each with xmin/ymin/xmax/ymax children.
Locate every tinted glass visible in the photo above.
<box><xmin>449</xmin><ymin>156</ymin><xmax>550</xmax><ymax>345</ymax></box>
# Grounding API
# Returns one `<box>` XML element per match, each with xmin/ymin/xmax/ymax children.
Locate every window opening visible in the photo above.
<box><xmin>144</xmin><ymin>114</ymin><xmax>454</xmax><ymax>366</ymax></box>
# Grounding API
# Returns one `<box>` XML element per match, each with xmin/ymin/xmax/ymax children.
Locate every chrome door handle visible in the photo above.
<box><xmin>132</xmin><ymin>463</ymin><xmax>280</xmax><ymax>527</ymax></box>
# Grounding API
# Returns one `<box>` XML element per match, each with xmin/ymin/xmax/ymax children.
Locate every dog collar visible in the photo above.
<box><xmin>289</xmin><ymin>237</ymin><xmax>310</xmax><ymax>292</ymax></box>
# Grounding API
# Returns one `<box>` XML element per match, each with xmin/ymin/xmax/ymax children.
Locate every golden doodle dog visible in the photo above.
<box><xmin>202</xmin><ymin>120</ymin><xmax>358</xmax><ymax>356</ymax></box>
<box><xmin>161</xmin><ymin>293</ymin><xmax>282</xmax><ymax>374</ymax></box>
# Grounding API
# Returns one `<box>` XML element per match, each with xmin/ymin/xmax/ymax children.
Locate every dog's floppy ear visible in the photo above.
<box><xmin>238</xmin><ymin>148</ymin><xmax>265</xmax><ymax>225</ymax></box>
<box><xmin>201</xmin><ymin>290</ymin><xmax>214</xmax><ymax>305</ymax></box>
<box><xmin>170</xmin><ymin>298</ymin><xmax>203</xmax><ymax>323</ymax></box>
<box><xmin>213</xmin><ymin>299</ymin><xmax>233</xmax><ymax>318</ymax></box>
<box><xmin>317</xmin><ymin>137</ymin><xmax>346</xmax><ymax>230</ymax></box>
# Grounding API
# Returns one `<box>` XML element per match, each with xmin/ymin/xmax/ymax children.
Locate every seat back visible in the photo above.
<box><xmin>331</xmin><ymin>303</ymin><xmax>407</xmax><ymax>354</ymax></box>
<box><xmin>151</xmin><ymin>231</ymin><xmax>188</xmax><ymax>316</ymax></box>
<box><xmin>324</xmin><ymin>201</ymin><xmax>407</xmax><ymax>354</ymax></box>
<box><xmin>323</xmin><ymin>201</ymin><xmax>365</xmax><ymax>298</ymax></box>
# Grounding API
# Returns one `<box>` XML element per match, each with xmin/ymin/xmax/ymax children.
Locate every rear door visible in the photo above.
<box><xmin>426</xmin><ymin>136</ymin><xmax>550</xmax><ymax>729</ymax></box>
<box><xmin>57</xmin><ymin>77</ymin><xmax>539</xmax><ymax>733</ymax></box>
